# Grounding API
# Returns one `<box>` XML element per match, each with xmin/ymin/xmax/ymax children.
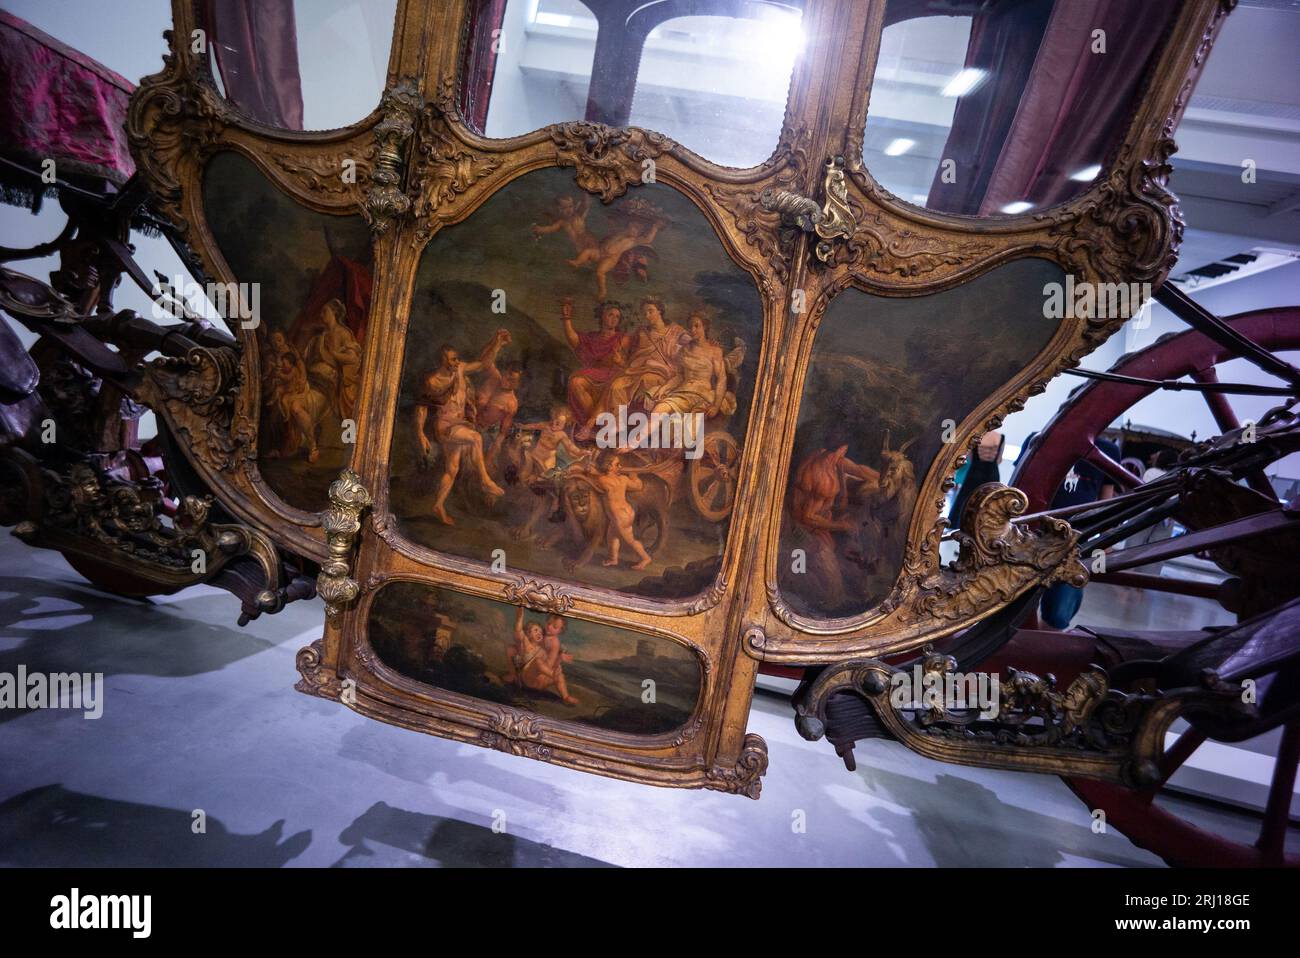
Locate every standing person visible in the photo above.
<box><xmin>414</xmin><ymin>331</ymin><xmax>511</xmax><ymax>524</ymax></box>
<box><xmin>950</xmin><ymin>430</ymin><xmax>1004</xmax><ymax>527</ymax></box>
<box><xmin>562</xmin><ymin>298</ymin><xmax>627</xmax><ymax>426</ymax></box>
<box><xmin>1039</xmin><ymin>435</ymin><xmax>1121</xmax><ymax>629</ymax></box>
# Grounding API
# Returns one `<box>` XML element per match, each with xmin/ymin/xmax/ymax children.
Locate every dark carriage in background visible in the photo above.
<box><xmin>1</xmin><ymin>1</ymin><xmax>1296</xmax><ymax>866</ymax></box>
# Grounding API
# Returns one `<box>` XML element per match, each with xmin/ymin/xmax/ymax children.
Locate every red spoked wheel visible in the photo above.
<box><xmin>1010</xmin><ymin>296</ymin><xmax>1300</xmax><ymax>866</ymax></box>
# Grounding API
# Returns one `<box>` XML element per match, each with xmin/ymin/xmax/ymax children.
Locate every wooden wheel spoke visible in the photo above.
<box><xmin>712</xmin><ymin>479</ymin><xmax>733</xmax><ymax>509</ymax></box>
<box><xmin>1084</xmin><ymin>442</ymin><xmax>1140</xmax><ymax>490</ymax></box>
<box><xmin>1158</xmin><ymin>727</ymin><xmax>1207</xmax><ymax>784</ymax></box>
<box><xmin>1192</xmin><ymin>367</ymin><xmax>1278</xmax><ymax>499</ymax></box>
<box><xmin>1257</xmin><ymin>722</ymin><xmax>1300</xmax><ymax>860</ymax></box>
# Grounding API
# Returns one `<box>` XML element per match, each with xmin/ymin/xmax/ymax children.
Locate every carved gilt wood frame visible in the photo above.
<box><xmin>128</xmin><ymin>0</ymin><xmax>1237</xmax><ymax>794</ymax></box>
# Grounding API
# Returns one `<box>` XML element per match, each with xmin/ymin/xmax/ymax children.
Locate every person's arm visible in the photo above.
<box><xmin>841</xmin><ymin>458</ymin><xmax>881</xmax><ymax>484</ymax></box>
<box><xmin>792</xmin><ymin>497</ymin><xmax>855</xmax><ymax>533</ymax></box>
<box><xmin>514</xmin><ymin>607</ymin><xmax>526</xmax><ymax>644</ymax></box>
<box><xmin>466</xmin><ymin>329</ymin><xmax>509</xmax><ymax>374</ymax></box>
<box><xmin>561</xmin><ymin>300</ymin><xmax>580</xmax><ymax>351</ymax></box>
<box><xmin>710</xmin><ymin>348</ymin><xmax>727</xmax><ymax>412</ymax></box>
<box><xmin>414</xmin><ymin>403</ymin><xmax>431</xmax><ymax>459</ymax></box>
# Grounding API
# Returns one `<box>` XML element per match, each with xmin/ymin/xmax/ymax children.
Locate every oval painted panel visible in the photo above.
<box><xmin>777</xmin><ymin>258</ymin><xmax>1066</xmax><ymax>620</ymax></box>
<box><xmin>369</xmin><ymin>581</ymin><xmax>702</xmax><ymax>735</ymax></box>
<box><xmin>388</xmin><ymin>167</ymin><xmax>763</xmax><ymax>600</ymax></box>
<box><xmin>203</xmin><ymin>151</ymin><xmax>372</xmax><ymax>512</ymax></box>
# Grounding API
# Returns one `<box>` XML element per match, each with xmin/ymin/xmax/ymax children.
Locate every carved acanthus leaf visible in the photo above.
<box><xmin>502</xmin><ymin>577</ymin><xmax>575</xmax><ymax>614</ymax></box>
<box><xmin>144</xmin><ymin>346</ymin><xmax>252</xmax><ymax>473</ymax></box>
<box><xmin>703</xmin><ymin>733</ymin><xmax>768</xmax><ymax>799</ymax></box>
<box><xmin>549</xmin><ymin>123</ymin><xmax>672</xmax><ymax>202</ymax></box>
<box><xmin>317</xmin><ymin>469</ymin><xmax>372</xmax><ymax>617</ymax></box>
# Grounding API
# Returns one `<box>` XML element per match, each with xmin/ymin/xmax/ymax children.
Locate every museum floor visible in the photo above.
<box><xmin>0</xmin><ymin>533</ymin><xmax>1274</xmax><ymax>868</ymax></box>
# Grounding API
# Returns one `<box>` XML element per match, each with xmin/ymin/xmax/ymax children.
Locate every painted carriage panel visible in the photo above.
<box><xmin>203</xmin><ymin>151</ymin><xmax>373</xmax><ymax>512</ymax></box>
<box><xmin>778</xmin><ymin>258</ymin><xmax>1066</xmax><ymax>620</ymax></box>
<box><xmin>369</xmin><ymin>580</ymin><xmax>702</xmax><ymax>734</ymax></box>
<box><xmin>387</xmin><ymin>167</ymin><xmax>762</xmax><ymax>600</ymax></box>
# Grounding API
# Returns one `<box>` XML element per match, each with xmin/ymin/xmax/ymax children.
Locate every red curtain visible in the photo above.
<box><xmin>204</xmin><ymin>0</ymin><xmax>305</xmax><ymax>130</ymax></box>
<box><xmin>925</xmin><ymin>0</ymin><xmax>1054</xmax><ymax>215</ymax></box>
<box><xmin>976</xmin><ymin>0</ymin><xmax>1182</xmax><ymax>214</ymax></box>
<box><xmin>459</xmin><ymin>0</ymin><xmax>509</xmax><ymax>133</ymax></box>
<box><xmin>288</xmin><ymin>255</ymin><xmax>374</xmax><ymax>349</ymax></box>
<box><xmin>923</xmin><ymin>0</ymin><xmax>1181</xmax><ymax>215</ymax></box>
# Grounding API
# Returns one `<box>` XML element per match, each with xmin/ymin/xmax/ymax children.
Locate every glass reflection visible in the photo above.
<box><xmin>462</xmin><ymin>0</ymin><xmax>803</xmax><ymax>168</ymax></box>
<box><xmin>862</xmin><ymin>0</ymin><xmax>1180</xmax><ymax>215</ymax></box>
<box><xmin>204</xmin><ymin>0</ymin><xmax>398</xmax><ymax>131</ymax></box>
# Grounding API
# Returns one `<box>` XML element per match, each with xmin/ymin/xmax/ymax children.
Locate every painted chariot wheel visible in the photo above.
<box><xmin>688</xmin><ymin>431</ymin><xmax>740</xmax><ymax>523</ymax></box>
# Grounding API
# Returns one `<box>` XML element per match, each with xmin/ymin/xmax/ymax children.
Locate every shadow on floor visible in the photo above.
<box><xmin>334</xmin><ymin>800</ymin><xmax>615</xmax><ymax>867</ymax></box>
<box><xmin>0</xmin><ymin>784</ymin><xmax>312</xmax><ymax>866</ymax></box>
<box><xmin>856</xmin><ymin>766</ymin><xmax>1156</xmax><ymax>867</ymax></box>
<box><xmin>0</xmin><ymin>576</ymin><xmax>298</xmax><ymax>720</ymax></box>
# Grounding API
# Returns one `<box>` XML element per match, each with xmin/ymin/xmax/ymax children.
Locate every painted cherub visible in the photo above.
<box><xmin>532</xmin><ymin>194</ymin><xmax>597</xmax><ymax>259</ymax></box>
<box><xmin>515</xmin><ymin>406</ymin><xmax>588</xmax><ymax>485</ymax></box>
<box><xmin>540</xmin><ymin>614</ymin><xmax>578</xmax><ymax>705</ymax></box>
<box><xmin>503</xmin><ymin>608</ymin><xmax>578</xmax><ymax>705</ymax></box>
<box><xmin>579</xmin><ymin>199</ymin><xmax>666</xmax><ymax>300</ymax></box>
<box><xmin>535</xmin><ymin>194</ymin><xmax>666</xmax><ymax>299</ymax></box>
<box><xmin>503</xmin><ymin>607</ymin><xmax>547</xmax><ymax>688</ymax></box>
<box><xmin>589</xmin><ymin>449</ymin><xmax>653</xmax><ymax>570</ymax></box>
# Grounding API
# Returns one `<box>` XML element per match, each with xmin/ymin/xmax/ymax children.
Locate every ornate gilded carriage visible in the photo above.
<box><xmin>3</xmin><ymin>0</ymin><xmax>1297</xmax><ymax>864</ymax></box>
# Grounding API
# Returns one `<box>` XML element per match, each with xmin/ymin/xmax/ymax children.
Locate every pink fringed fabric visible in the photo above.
<box><xmin>0</xmin><ymin>10</ymin><xmax>136</xmax><ymax>187</ymax></box>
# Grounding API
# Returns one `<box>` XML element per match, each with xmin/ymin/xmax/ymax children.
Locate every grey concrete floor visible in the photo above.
<box><xmin>0</xmin><ymin>534</ymin><xmax>1273</xmax><ymax>868</ymax></box>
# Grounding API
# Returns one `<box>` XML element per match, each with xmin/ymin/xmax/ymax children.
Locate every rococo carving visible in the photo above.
<box><xmin>317</xmin><ymin>469</ymin><xmax>372</xmax><ymax>617</ymax></box>
<box><xmin>362</xmin><ymin>79</ymin><xmax>422</xmax><ymax>234</ymax></box>
<box><xmin>549</xmin><ymin>122</ymin><xmax>673</xmax><ymax>202</ymax></box>
<box><xmin>142</xmin><ymin>346</ymin><xmax>252</xmax><ymax>473</ymax></box>
<box><xmin>502</xmin><ymin>577</ymin><xmax>576</xmax><ymax>614</ymax></box>
<box><xmin>760</xmin><ymin>155</ymin><xmax>857</xmax><ymax>265</ymax></box>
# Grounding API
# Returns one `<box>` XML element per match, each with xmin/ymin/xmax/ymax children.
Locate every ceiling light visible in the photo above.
<box><xmin>941</xmin><ymin>68</ymin><xmax>986</xmax><ymax>97</ymax></box>
<box><xmin>1070</xmin><ymin>164</ymin><xmax>1103</xmax><ymax>182</ymax></box>
<box><xmin>1000</xmin><ymin>201</ymin><xmax>1033</xmax><ymax>215</ymax></box>
<box><xmin>883</xmin><ymin>138</ymin><xmax>915</xmax><ymax>157</ymax></box>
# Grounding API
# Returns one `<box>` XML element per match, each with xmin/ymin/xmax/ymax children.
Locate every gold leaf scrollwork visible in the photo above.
<box><xmin>911</xmin><ymin>483</ymin><xmax>1087</xmax><ymax>622</ymax></box>
<box><xmin>143</xmin><ymin>346</ymin><xmax>252</xmax><ymax>473</ymax></box>
<box><xmin>502</xmin><ymin>577</ymin><xmax>575</xmax><ymax>614</ymax></box>
<box><xmin>410</xmin><ymin>105</ymin><xmax>502</xmax><ymax>247</ymax></box>
<box><xmin>703</xmin><ymin>733</ymin><xmax>769</xmax><ymax>799</ymax></box>
<box><xmin>760</xmin><ymin>156</ymin><xmax>858</xmax><ymax>265</ymax></box>
<box><xmin>362</xmin><ymin>79</ymin><xmax>422</xmax><ymax>234</ymax></box>
<box><xmin>317</xmin><ymin>469</ymin><xmax>372</xmax><ymax>617</ymax></box>
<box><xmin>549</xmin><ymin>123</ymin><xmax>672</xmax><ymax>202</ymax></box>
